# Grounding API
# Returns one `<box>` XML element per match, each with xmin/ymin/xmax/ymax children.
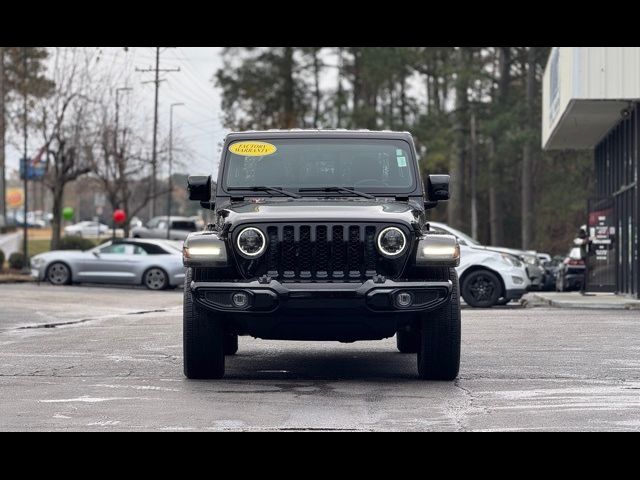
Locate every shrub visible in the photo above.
<box><xmin>0</xmin><ymin>249</ymin><xmax>5</xmax><ymax>269</ymax></box>
<box><xmin>59</xmin><ymin>236</ymin><xmax>96</xmax><ymax>251</ymax></box>
<box><xmin>8</xmin><ymin>252</ymin><xmax>27</xmax><ymax>270</ymax></box>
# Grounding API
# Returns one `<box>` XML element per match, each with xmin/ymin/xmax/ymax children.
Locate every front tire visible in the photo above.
<box><xmin>224</xmin><ymin>334</ymin><xmax>239</xmax><ymax>356</ymax></box>
<box><xmin>461</xmin><ymin>270</ymin><xmax>501</xmax><ymax>308</ymax></box>
<box><xmin>183</xmin><ymin>269</ymin><xmax>225</xmax><ymax>379</ymax></box>
<box><xmin>143</xmin><ymin>267</ymin><xmax>168</xmax><ymax>291</ymax></box>
<box><xmin>396</xmin><ymin>329</ymin><xmax>420</xmax><ymax>353</ymax></box>
<box><xmin>47</xmin><ymin>262</ymin><xmax>71</xmax><ymax>286</ymax></box>
<box><xmin>417</xmin><ymin>268</ymin><xmax>461</xmax><ymax>381</ymax></box>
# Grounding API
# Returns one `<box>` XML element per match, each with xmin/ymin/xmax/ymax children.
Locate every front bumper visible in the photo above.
<box><xmin>191</xmin><ymin>278</ymin><xmax>452</xmax><ymax>314</ymax></box>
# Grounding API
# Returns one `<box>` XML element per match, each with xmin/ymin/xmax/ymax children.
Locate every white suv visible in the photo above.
<box><xmin>430</xmin><ymin>223</ymin><xmax>531</xmax><ymax>308</ymax></box>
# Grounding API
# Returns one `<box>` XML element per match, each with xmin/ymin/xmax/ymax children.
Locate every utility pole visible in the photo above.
<box><xmin>167</xmin><ymin>102</ymin><xmax>184</xmax><ymax>239</ymax></box>
<box><xmin>113</xmin><ymin>86</ymin><xmax>132</xmax><ymax>240</ymax></box>
<box><xmin>136</xmin><ymin>47</ymin><xmax>180</xmax><ymax>220</ymax></box>
<box><xmin>0</xmin><ymin>47</ymin><xmax>6</xmax><ymax>227</ymax></box>
<box><xmin>21</xmin><ymin>47</ymin><xmax>29</xmax><ymax>270</ymax></box>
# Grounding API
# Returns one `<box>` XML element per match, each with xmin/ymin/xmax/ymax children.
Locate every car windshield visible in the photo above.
<box><xmin>223</xmin><ymin>138</ymin><xmax>416</xmax><ymax>194</ymax></box>
<box><xmin>433</xmin><ymin>224</ymin><xmax>480</xmax><ymax>246</ymax></box>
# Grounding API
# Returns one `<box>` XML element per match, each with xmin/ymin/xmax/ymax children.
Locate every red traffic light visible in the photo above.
<box><xmin>113</xmin><ymin>209</ymin><xmax>127</xmax><ymax>224</ymax></box>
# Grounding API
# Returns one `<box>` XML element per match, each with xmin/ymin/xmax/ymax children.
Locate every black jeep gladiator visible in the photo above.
<box><xmin>183</xmin><ymin>130</ymin><xmax>461</xmax><ymax>380</ymax></box>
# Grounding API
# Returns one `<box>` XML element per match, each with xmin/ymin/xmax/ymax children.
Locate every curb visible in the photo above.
<box><xmin>528</xmin><ymin>293</ymin><xmax>640</xmax><ymax>311</ymax></box>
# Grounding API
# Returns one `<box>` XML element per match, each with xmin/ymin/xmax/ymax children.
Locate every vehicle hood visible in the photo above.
<box><xmin>217</xmin><ymin>198</ymin><xmax>425</xmax><ymax>231</ymax></box>
<box><xmin>473</xmin><ymin>245</ymin><xmax>538</xmax><ymax>260</ymax></box>
<box><xmin>32</xmin><ymin>250</ymin><xmax>93</xmax><ymax>262</ymax></box>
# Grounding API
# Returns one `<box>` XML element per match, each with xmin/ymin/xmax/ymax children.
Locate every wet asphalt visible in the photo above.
<box><xmin>1</xmin><ymin>282</ymin><xmax>639</xmax><ymax>431</ymax></box>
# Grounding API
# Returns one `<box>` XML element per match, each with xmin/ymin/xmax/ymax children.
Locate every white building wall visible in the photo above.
<box><xmin>542</xmin><ymin>47</ymin><xmax>640</xmax><ymax>150</ymax></box>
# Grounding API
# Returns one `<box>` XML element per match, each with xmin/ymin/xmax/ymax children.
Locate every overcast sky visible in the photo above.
<box><xmin>6</xmin><ymin>47</ymin><xmax>228</xmax><ymax>178</ymax></box>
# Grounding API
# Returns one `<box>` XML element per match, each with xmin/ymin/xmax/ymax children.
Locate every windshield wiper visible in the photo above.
<box><xmin>227</xmin><ymin>186</ymin><xmax>301</xmax><ymax>199</ymax></box>
<box><xmin>298</xmin><ymin>186</ymin><xmax>375</xmax><ymax>199</ymax></box>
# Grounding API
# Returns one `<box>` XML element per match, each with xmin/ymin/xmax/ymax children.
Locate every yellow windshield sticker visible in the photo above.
<box><xmin>229</xmin><ymin>141</ymin><xmax>277</xmax><ymax>157</ymax></box>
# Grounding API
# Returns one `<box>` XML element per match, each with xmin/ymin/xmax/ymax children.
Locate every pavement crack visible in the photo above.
<box><xmin>448</xmin><ymin>379</ymin><xmax>477</xmax><ymax>432</ymax></box>
<box><xmin>16</xmin><ymin>318</ymin><xmax>96</xmax><ymax>330</ymax></box>
<box><xmin>5</xmin><ymin>308</ymin><xmax>170</xmax><ymax>332</ymax></box>
<box><xmin>126</xmin><ymin>309</ymin><xmax>168</xmax><ymax>316</ymax></box>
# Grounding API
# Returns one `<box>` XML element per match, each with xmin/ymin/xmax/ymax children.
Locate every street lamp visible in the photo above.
<box><xmin>167</xmin><ymin>102</ymin><xmax>184</xmax><ymax>239</ymax></box>
<box><xmin>21</xmin><ymin>47</ymin><xmax>29</xmax><ymax>273</ymax></box>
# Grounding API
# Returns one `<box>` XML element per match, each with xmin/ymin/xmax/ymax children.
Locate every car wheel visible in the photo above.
<box><xmin>461</xmin><ymin>270</ymin><xmax>501</xmax><ymax>308</ymax></box>
<box><xmin>396</xmin><ymin>329</ymin><xmax>420</xmax><ymax>353</ymax></box>
<box><xmin>46</xmin><ymin>262</ymin><xmax>71</xmax><ymax>286</ymax></box>
<box><xmin>183</xmin><ymin>268</ymin><xmax>225</xmax><ymax>379</ymax></box>
<box><xmin>224</xmin><ymin>334</ymin><xmax>239</xmax><ymax>356</ymax></box>
<box><xmin>417</xmin><ymin>267</ymin><xmax>461</xmax><ymax>381</ymax></box>
<box><xmin>143</xmin><ymin>268</ymin><xmax>168</xmax><ymax>290</ymax></box>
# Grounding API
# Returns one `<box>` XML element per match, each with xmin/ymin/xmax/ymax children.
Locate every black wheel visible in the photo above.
<box><xmin>417</xmin><ymin>268</ymin><xmax>461</xmax><ymax>381</ymax></box>
<box><xmin>461</xmin><ymin>270</ymin><xmax>501</xmax><ymax>308</ymax></box>
<box><xmin>143</xmin><ymin>267</ymin><xmax>168</xmax><ymax>290</ymax></box>
<box><xmin>224</xmin><ymin>334</ymin><xmax>239</xmax><ymax>356</ymax></box>
<box><xmin>183</xmin><ymin>268</ymin><xmax>225</xmax><ymax>379</ymax></box>
<box><xmin>396</xmin><ymin>329</ymin><xmax>420</xmax><ymax>353</ymax></box>
<box><xmin>47</xmin><ymin>262</ymin><xmax>71</xmax><ymax>286</ymax></box>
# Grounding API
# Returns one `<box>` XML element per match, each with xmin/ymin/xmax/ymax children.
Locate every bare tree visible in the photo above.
<box><xmin>36</xmin><ymin>48</ymin><xmax>100</xmax><ymax>249</ymax></box>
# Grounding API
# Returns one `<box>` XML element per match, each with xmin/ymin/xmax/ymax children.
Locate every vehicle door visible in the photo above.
<box><xmin>76</xmin><ymin>242</ymin><xmax>144</xmax><ymax>284</ymax></box>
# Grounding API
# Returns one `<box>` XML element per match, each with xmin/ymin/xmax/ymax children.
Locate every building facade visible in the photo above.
<box><xmin>542</xmin><ymin>47</ymin><xmax>639</xmax><ymax>298</ymax></box>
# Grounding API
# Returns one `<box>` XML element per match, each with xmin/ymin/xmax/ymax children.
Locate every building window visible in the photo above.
<box><xmin>550</xmin><ymin>48</ymin><xmax>560</xmax><ymax>123</ymax></box>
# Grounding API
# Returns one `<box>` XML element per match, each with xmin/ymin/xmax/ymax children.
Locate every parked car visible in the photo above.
<box><xmin>556</xmin><ymin>247</ymin><xmax>586</xmax><ymax>292</ymax></box>
<box><xmin>429</xmin><ymin>223</ymin><xmax>531</xmax><ymax>307</ymax></box>
<box><xmin>11</xmin><ymin>211</ymin><xmax>47</xmax><ymax>228</ymax></box>
<box><xmin>64</xmin><ymin>221</ymin><xmax>111</xmax><ymax>238</ymax></box>
<box><xmin>30</xmin><ymin>238</ymin><xmax>185</xmax><ymax>290</ymax></box>
<box><xmin>131</xmin><ymin>216</ymin><xmax>198</xmax><ymax>241</ymax></box>
<box><xmin>429</xmin><ymin>222</ymin><xmax>546</xmax><ymax>292</ymax></box>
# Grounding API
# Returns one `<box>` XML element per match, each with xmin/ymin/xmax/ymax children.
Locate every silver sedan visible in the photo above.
<box><xmin>30</xmin><ymin>239</ymin><xmax>186</xmax><ymax>290</ymax></box>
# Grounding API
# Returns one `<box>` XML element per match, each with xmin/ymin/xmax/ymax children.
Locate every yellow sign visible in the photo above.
<box><xmin>229</xmin><ymin>141</ymin><xmax>277</xmax><ymax>157</ymax></box>
<box><xmin>6</xmin><ymin>188</ymin><xmax>24</xmax><ymax>209</ymax></box>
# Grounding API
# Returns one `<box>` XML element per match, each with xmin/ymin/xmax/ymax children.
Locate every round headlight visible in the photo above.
<box><xmin>377</xmin><ymin>227</ymin><xmax>407</xmax><ymax>257</ymax></box>
<box><xmin>236</xmin><ymin>227</ymin><xmax>266</xmax><ymax>258</ymax></box>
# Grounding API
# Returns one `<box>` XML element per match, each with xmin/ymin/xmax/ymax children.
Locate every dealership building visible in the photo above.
<box><xmin>542</xmin><ymin>47</ymin><xmax>639</xmax><ymax>298</ymax></box>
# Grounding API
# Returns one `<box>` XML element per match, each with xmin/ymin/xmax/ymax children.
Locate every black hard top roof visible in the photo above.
<box><xmin>225</xmin><ymin>129</ymin><xmax>414</xmax><ymax>141</ymax></box>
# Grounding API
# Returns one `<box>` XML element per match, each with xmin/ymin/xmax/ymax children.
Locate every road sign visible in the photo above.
<box><xmin>6</xmin><ymin>188</ymin><xmax>24</xmax><ymax>209</ymax></box>
<box><xmin>19</xmin><ymin>158</ymin><xmax>46</xmax><ymax>181</ymax></box>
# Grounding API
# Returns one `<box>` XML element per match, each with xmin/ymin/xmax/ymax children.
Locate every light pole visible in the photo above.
<box><xmin>167</xmin><ymin>102</ymin><xmax>184</xmax><ymax>239</ymax></box>
<box><xmin>21</xmin><ymin>47</ymin><xmax>29</xmax><ymax>272</ymax></box>
<box><xmin>113</xmin><ymin>86</ymin><xmax>132</xmax><ymax>240</ymax></box>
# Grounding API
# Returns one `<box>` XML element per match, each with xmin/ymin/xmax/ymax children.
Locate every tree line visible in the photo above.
<box><xmin>216</xmin><ymin>47</ymin><xmax>593</xmax><ymax>254</ymax></box>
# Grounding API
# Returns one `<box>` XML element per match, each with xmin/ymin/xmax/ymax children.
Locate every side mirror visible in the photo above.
<box><xmin>188</xmin><ymin>175</ymin><xmax>212</xmax><ymax>202</ymax></box>
<box><xmin>426</xmin><ymin>174</ymin><xmax>450</xmax><ymax>202</ymax></box>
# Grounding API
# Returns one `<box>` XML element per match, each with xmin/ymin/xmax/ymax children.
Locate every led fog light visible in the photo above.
<box><xmin>395</xmin><ymin>291</ymin><xmax>414</xmax><ymax>308</ymax></box>
<box><xmin>232</xmin><ymin>292</ymin><xmax>250</xmax><ymax>309</ymax></box>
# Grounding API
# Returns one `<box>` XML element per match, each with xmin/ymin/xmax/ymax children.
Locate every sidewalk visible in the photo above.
<box><xmin>525</xmin><ymin>291</ymin><xmax>640</xmax><ymax>310</ymax></box>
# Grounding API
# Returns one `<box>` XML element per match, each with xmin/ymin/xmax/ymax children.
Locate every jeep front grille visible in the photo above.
<box><xmin>232</xmin><ymin>223</ymin><xmax>410</xmax><ymax>281</ymax></box>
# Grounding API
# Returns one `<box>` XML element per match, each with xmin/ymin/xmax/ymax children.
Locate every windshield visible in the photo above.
<box><xmin>223</xmin><ymin>138</ymin><xmax>416</xmax><ymax>194</ymax></box>
<box><xmin>432</xmin><ymin>223</ymin><xmax>480</xmax><ymax>246</ymax></box>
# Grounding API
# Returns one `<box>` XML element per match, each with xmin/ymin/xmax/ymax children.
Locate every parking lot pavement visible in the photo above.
<box><xmin>1</xmin><ymin>283</ymin><xmax>640</xmax><ymax>431</ymax></box>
